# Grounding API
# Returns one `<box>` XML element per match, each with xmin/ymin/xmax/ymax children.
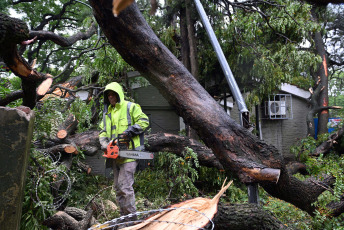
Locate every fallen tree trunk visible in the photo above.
<box><xmin>146</xmin><ymin>133</ymin><xmax>223</xmax><ymax>170</ymax></box>
<box><xmin>88</xmin><ymin>0</ymin><xmax>341</xmax><ymax>215</ymax></box>
<box><xmin>213</xmin><ymin>204</ymin><xmax>287</xmax><ymax>230</ymax></box>
<box><xmin>59</xmin><ymin>130</ymin><xmax>224</xmax><ymax>170</ymax></box>
<box><xmin>66</xmin><ymin>130</ymin><xmax>101</xmax><ymax>156</ymax></box>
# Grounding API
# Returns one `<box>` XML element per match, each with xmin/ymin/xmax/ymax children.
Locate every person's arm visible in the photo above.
<box><xmin>99</xmin><ymin>120</ymin><xmax>110</xmax><ymax>151</ymax></box>
<box><xmin>124</xmin><ymin>103</ymin><xmax>149</xmax><ymax>137</ymax></box>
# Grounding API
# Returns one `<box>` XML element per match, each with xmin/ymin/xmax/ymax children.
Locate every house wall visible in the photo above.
<box><xmin>260</xmin><ymin>95</ymin><xmax>310</xmax><ymax>161</ymax></box>
<box><xmin>132</xmin><ymin>85</ymin><xmax>180</xmax><ymax>134</ymax></box>
<box><xmin>228</xmin><ymin>94</ymin><xmax>310</xmax><ymax>161</ymax></box>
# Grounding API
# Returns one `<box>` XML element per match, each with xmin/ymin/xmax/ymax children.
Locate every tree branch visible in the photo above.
<box><xmin>30</xmin><ymin>23</ymin><xmax>97</xmax><ymax>47</ymax></box>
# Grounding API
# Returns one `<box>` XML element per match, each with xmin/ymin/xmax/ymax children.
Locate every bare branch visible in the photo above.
<box><xmin>30</xmin><ymin>23</ymin><xmax>97</xmax><ymax>47</ymax></box>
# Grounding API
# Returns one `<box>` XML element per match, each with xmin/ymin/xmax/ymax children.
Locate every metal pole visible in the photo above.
<box><xmin>193</xmin><ymin>0</ymin><xmax>258</xmax><ymax>204</ymax></box>
<box><xmin>193</xmin><ymin>0</ymin><xmax>248</xmax><ymax>115</ymax></box>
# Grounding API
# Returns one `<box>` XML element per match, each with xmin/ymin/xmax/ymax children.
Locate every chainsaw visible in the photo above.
<box><xmin>103</xmin><ymin>134</ymin><xmax>154</xmax><ymax>160</ymax></box>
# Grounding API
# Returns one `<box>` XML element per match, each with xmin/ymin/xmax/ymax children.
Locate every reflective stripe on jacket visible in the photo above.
<box><xmin>99</xmin><ymin>82</ymin><xmax>149</xmax><ymax>164</ymax></box>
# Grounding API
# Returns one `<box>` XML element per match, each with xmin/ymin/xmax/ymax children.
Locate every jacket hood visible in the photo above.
<box><xmin>103</xmin><ymin>82</ymin><xmax>125</xmax><ymax>110</ymax></box>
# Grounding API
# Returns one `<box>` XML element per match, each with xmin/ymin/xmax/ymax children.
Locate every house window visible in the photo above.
<box><xmin>263</xmin><ymin>94</ymin><xmax>293</xmax><ymax>119</ymax></box>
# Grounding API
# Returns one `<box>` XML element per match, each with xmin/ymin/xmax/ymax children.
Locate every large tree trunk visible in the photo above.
<box><xmin>311</xmin><ymin>5</ymin><xmax>330</xmax><ymax>135</ymax></box>
<box><xmin>88</xmin><ymin>1</ymin><xmax>343</xmax><ymax>215</ymax></box>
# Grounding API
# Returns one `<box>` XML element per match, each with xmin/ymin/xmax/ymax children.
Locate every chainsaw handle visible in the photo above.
<box><xmin>117</xmin><ymin>133</ymin><xmax>135</xmax><ymax>150</ymax></box>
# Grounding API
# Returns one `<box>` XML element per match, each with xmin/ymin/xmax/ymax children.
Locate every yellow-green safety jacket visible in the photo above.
<box><xmin>99</xmin><ymin>82</ymin><xmax>149</xmax><ymax>164</ymax></box>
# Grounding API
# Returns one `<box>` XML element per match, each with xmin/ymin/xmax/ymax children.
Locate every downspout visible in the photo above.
<box><xmin>193</xmin><ymin>0</ymin><xmax>258</xmax><ymax>204</ymax></box>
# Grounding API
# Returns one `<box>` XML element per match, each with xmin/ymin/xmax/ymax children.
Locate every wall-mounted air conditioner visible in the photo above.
<box><xmin>268</xmin><ymin>101</ymin><xmax>286</xmax><ymax>116</ymax></box>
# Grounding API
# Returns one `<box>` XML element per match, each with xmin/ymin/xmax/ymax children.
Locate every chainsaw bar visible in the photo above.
<box><xmin>119</xmin><ymin>150</ymin><xmax>154</xmax><ymax>160</ymax></box>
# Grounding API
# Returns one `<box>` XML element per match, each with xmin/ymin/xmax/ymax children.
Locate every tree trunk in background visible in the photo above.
<box><xmin>180</xmin><ymin>6</ymin><xmax>190</xmax><ymax>71</ymax></box>
<box><xmin>186</xmin><ymin>0</ymin><xmax>199</xmax><ymax>81</ymax></box>
<box><xmin>311</xmin><ymin>5</ymin><xmax>329</xmax><ymax>135</ymax></box>
<box><xmin>183</xmin><ymin>1</ymin><xmax>199</xmax><ymax>139</ymax></box>
<box><xmin>88</xmin><ymin>1</ymin><xmax>341</xmax><ymax>215</ymax></box>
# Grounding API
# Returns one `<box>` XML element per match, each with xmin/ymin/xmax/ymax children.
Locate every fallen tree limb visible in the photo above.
<box><xmin>0</xmin><ymin>90</ymin><xmax>24</xmax><ymax>106</ymax></box>
<box><xmin>39</xmin><ymin>143</ymin><xmax>78</xmax><ymax>155</ymax></box>
<box><xmin>43</xmin><ymin>208</ymin><xmax>97</xmax><ymax>230</ymax></box>
<box><xmin>145</xmin><ymin>133</ymin><xmax>224</xmax><ymax>170</ymax></box>
<box><xmin>56</xmin><ymin>114</ymin><xmax>79</xmax><ymax>140</ymax></box>
<box><xmin>29</xmin><ymin>23</ymin><xmax>97</xmax><ymax>47</ymax></box>
<box><xmin>311</xmin><ymin>123</ymin><xmax>344</xmax><ymax>156</ymax></box>
<box><xmin>0</xmin><ymin>13</ymin><xmax>54</xmax><ymax>108</ymax></box>
<box><xmin>76</xmin><ymin>161</ymin><xmax>92</xmax><ymax>174</ymax></box>
<box><xmin>66</xmin><ymin>130</ymin><xmax>101</xmax><ymax>156</ymax></box>
<box><xmin>43</xmin><ymin>211</ymin><xmax>79</xmax><ymax>229</ymax></box>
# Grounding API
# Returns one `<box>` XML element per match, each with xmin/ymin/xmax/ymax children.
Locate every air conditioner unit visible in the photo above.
<box><xmin>268</xmin><ymin>101</ymin><xmax>286</xmax><ymax>116</ymax></box>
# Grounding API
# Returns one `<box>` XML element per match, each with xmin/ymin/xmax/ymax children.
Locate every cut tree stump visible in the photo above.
<box><xmin>39</xmin><ymin>143</ymin><xmax>78</xmax><ymax>155</ymax></box>
<box><xmin>56</xmin><ymin>113</ymin><xmax>79</xmax><ymax>140</ymax></box>
<box><xmin>37</xmin><ymin>76</ymin><xmax>53</xmax><ymax>96</ymax></box>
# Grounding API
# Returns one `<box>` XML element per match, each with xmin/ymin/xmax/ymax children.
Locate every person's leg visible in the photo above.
<box><xmin>114</xmin><ymin>161</ymin><xmax>138</xmax><ymax>216</ymax></box>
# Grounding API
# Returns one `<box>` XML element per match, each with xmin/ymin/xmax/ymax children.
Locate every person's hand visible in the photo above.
<box><xmin>122</xmin><ymin>131</ymin><xmax>132</xmax><ymax>139</ymax></box>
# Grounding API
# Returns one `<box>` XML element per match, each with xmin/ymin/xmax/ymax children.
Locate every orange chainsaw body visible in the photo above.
<box><xmin>103</xmin><ymin>140</ymin><xmax>120</xmax><ymax>159</ymax></box>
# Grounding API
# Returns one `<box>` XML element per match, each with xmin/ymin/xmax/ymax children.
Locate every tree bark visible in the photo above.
<box><xmin>0</xmin><ymin>13</ymin><xmax>51</xmax><ymax>108</ymax></box>
<box><xmin>180</xmin><ymin>6</ymin><xmax>190</xmax><ymax>71</ymax></box>
<box><xmin>43</xmin><ymin>211</ymin><xmax>80</xmax><ymax>229</ymax></box>
<box><xmin>306</xmin><ymin>80</ymin><xmax>323</xmax><ymax>137</ymax></box>
<box><xmin>38</xmin><ymin>143</ymin><xmax>78</xmax><ymax>155</ymax></box>
<box><xmin>213</xmin><ymin>204</ymin><xmax>288</xmax><ymax>230</ymax></box>
<box><xmin>185</xmin><ymin>0</ymin><xmax>199</xmax><ymax>80</ymax></box>
<box><xmin>0</xmin><ymin>90</ymin><xmax>24</xmax><ymax>106</ymax></box>
<box><xmin>88</xmin><ymin>1</ymin><xmax>341</xmax><ymax>215</ymax></box>
<box><xmin>66</xmin><ymin>130</ymin><xmax>101</xmax><ymax>156</ymax></box>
